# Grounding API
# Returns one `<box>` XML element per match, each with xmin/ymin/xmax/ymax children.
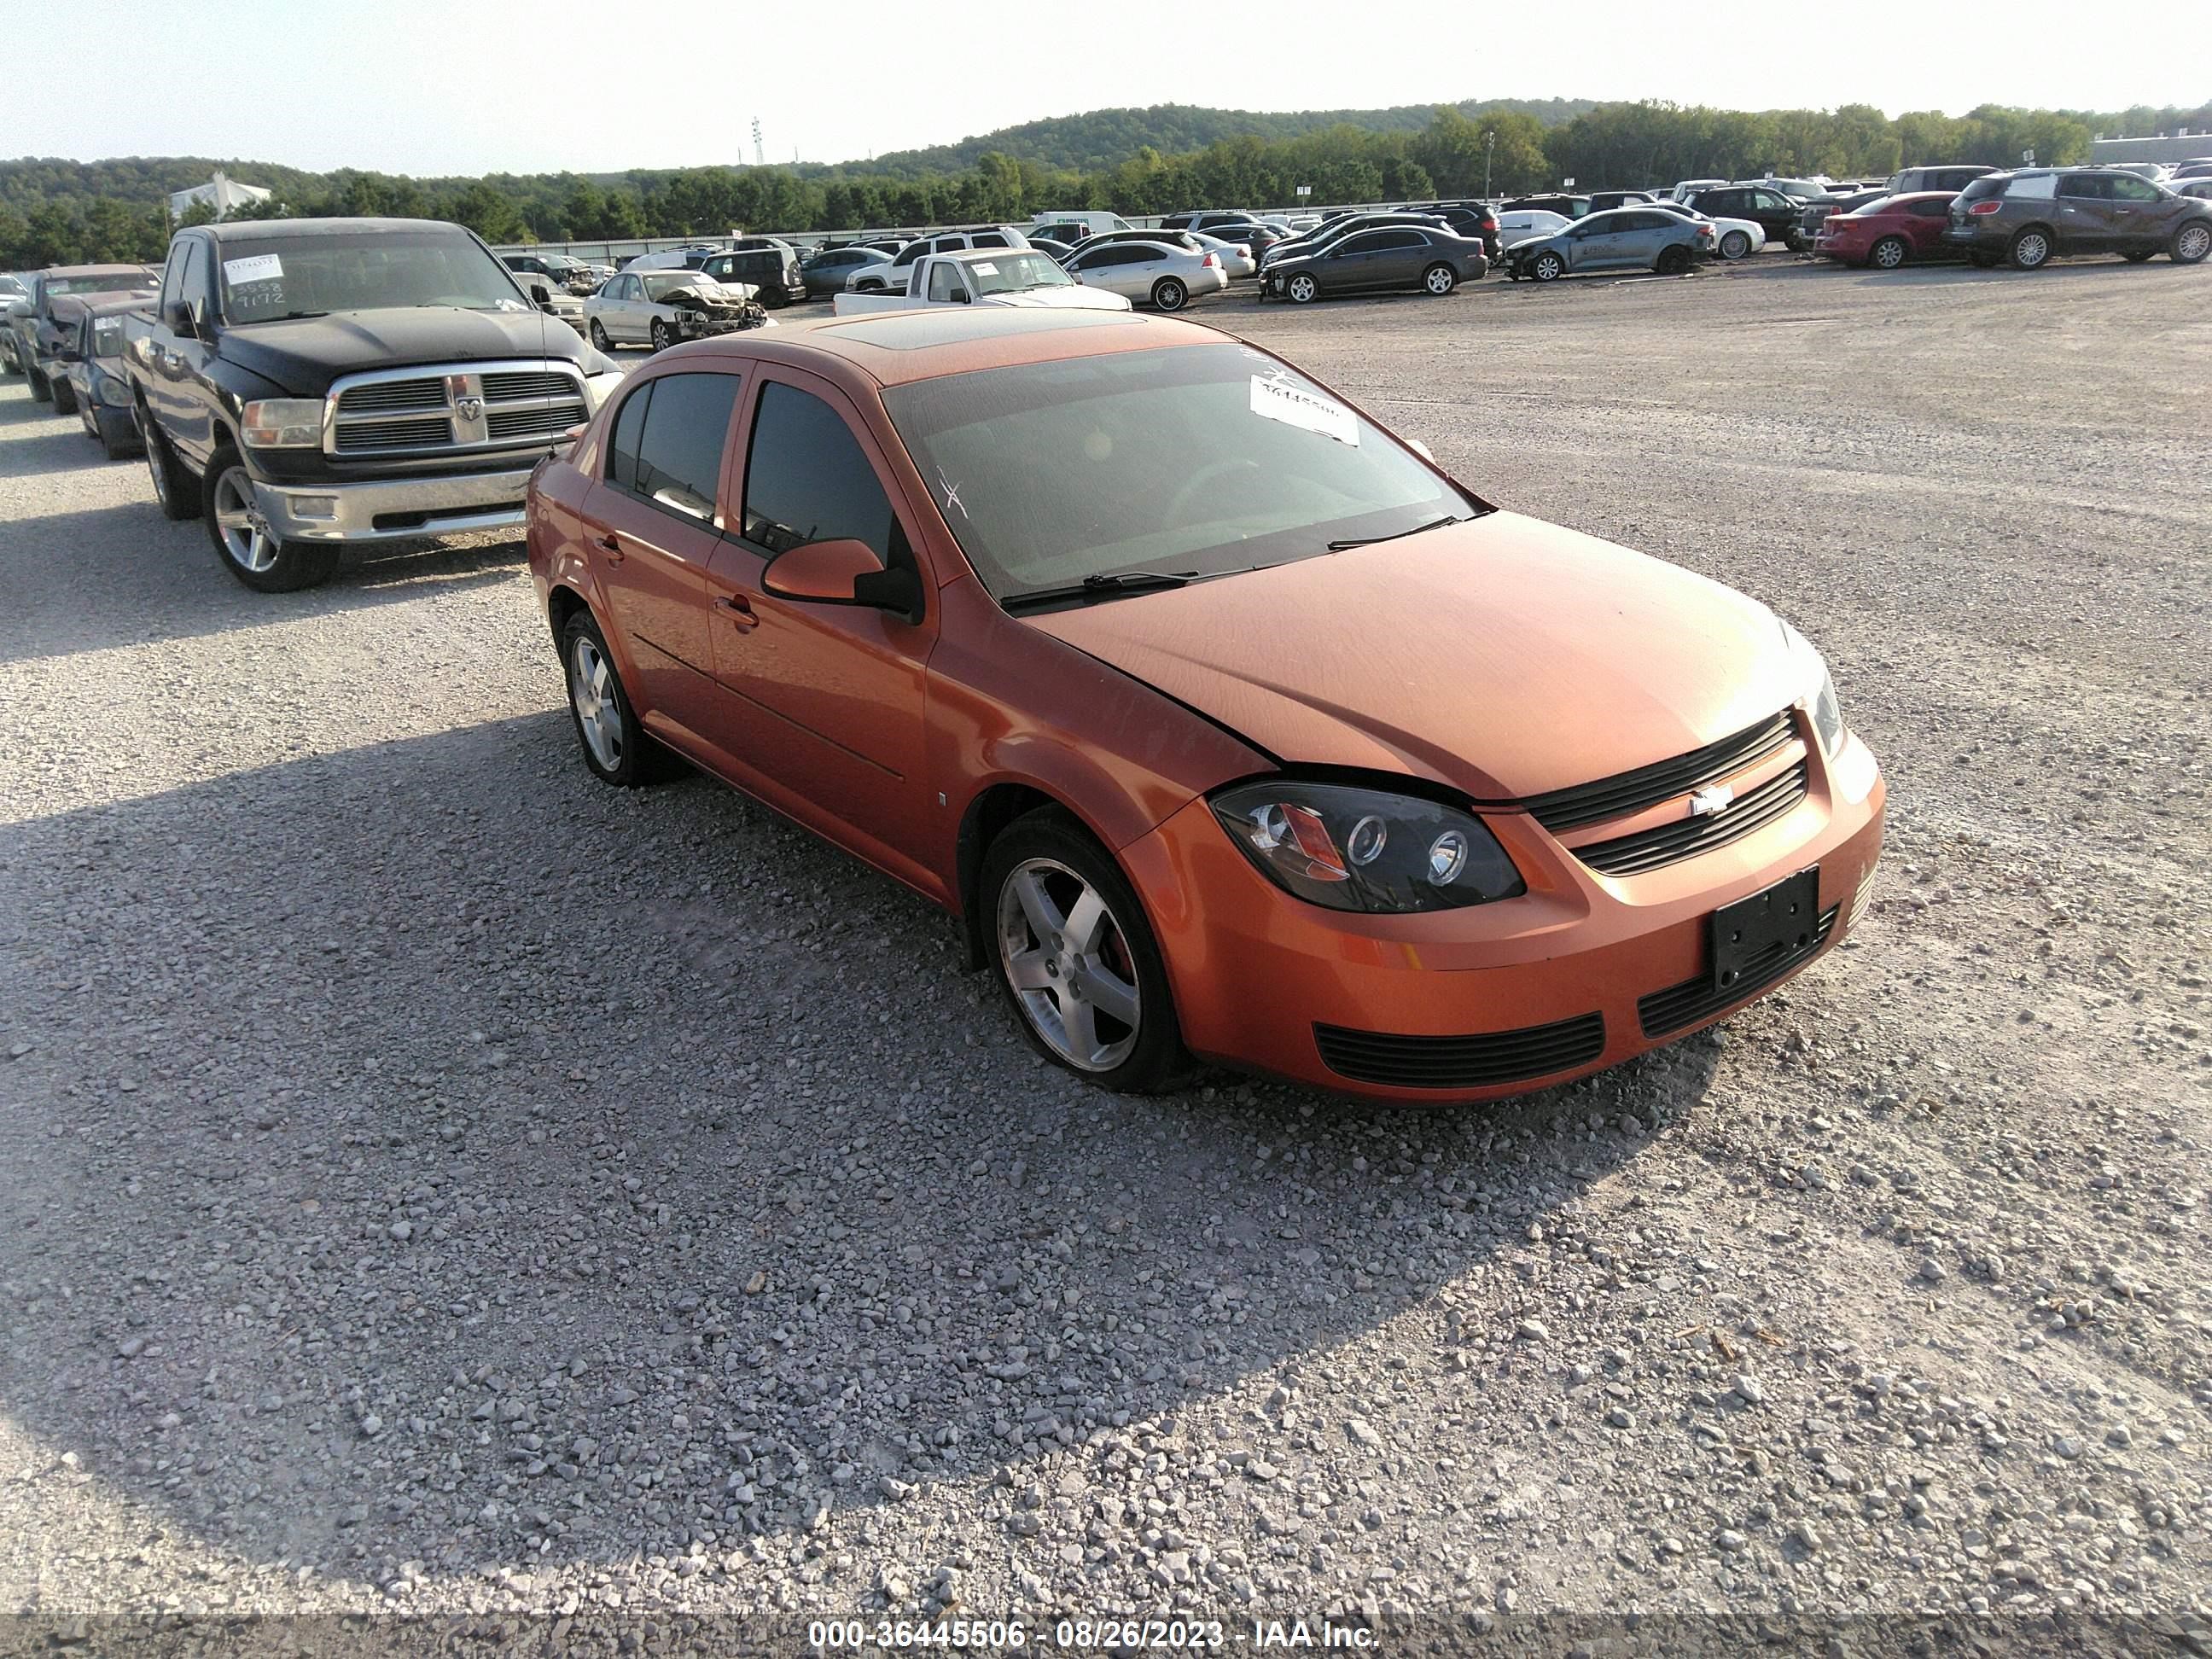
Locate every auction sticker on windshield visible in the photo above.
<box><xmin>973</xmin><ymin>263</ymin><xmax>998</xmax><ymax>275</ymax></box>
<box><xmin>222</xmin><ymin>253</ymin><xmax>283</xmax><ymax>285</ymax></box>
<box><xmin>1250</xmin><ymin>375</ymin><xmax>1358</xmax><ymax>446</ymax></box>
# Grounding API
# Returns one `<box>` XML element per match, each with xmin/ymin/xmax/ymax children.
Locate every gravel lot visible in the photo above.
<box><xmin>1</xmin><ymin>254</ymin><xmax>2207</xmax><ymax>1653</ymax></box>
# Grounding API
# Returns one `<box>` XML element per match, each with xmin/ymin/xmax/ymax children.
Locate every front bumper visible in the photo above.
<box><xmin>1121</xmin><ymin>726</ymin><xmax>1886</xmax><ymax>1103</ymax></box>
<box><xmin>249</xmin><ymin>465</ymin><xmax>537</xmax><ymax>544</ymax></box>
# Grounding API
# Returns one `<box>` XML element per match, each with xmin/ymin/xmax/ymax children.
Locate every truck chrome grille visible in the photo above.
<box><xmin>323</xmin><ymin>359</ymin><xmax>588</xmax><ymax>459</ymax></box>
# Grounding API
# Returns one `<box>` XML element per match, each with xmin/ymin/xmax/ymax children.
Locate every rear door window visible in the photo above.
<box><xmin>2058</xmin><ymin>174</ymin><xmax>2110</xmax><ymax>199</ymax></box>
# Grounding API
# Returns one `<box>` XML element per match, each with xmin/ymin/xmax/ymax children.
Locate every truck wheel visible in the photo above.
<box><xmin>1150</xmin><ymin>277</ymin><xmax>1188</xmax><ymax>311</ymax></box>
<box><xmin>143</xmin><ymin>422</ymin><xmax>201</xmax><ymax>521</ymax></box>
<box><xmin>203</xmin><ymin>445</ymin><xmax>340</xmax><ymax>593</ymax></box>
<box><xmin>649</xmin><ymin>319</ymin><xmax>674</xmax><ymax>352</ymax></box>
<box><xmin>588</xmin><ymin>318</ymin><xmax>612</xmax><ymax>352</ymax></box>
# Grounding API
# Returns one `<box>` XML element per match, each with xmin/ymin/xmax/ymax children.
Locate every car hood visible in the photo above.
<box><xmin>216</xmin><ymin>306</ymin><xmax>586</xmax><ymax>396</ymax></box>
<box><xmin>1024</xmin><ymin>511</ymin><xmax>1804</xmax><ymax>802</ymax></box>
<box><xmin>982</xmin><ymin>284</ymin><xmax>1133</xmax><ymax>311</ymax></box>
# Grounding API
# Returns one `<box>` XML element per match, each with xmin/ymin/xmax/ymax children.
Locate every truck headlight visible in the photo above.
<box><xmin>240</xmin><ymin>399</ymin><xmax>324</xmax><ymax>448</ymax></box>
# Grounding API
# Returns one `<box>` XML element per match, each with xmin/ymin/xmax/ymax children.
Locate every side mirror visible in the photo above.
<box><xmin>531</xmin><ymin>282</ymin><xmax>554</xmax><ymax>311</ymax></box>
<box><xmin>762</xmin><ymin>538</ymin><xmax>925</xmax><ymax>624</ymax></box>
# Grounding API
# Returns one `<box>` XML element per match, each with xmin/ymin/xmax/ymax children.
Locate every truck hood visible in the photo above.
<box><xmin>1023</xmin><ymin>511</ymin><xmax>1805</xmax><ymax>801</ymax></box>
<box><xmin>982</xmin><ymin>285</ymin><xmax>1133</xmax><ymax>311</ymax></box>
<box><xmin>216</xmin><ymin>306</ymin><xmax>586</xmax><ymax>396</ymax></box>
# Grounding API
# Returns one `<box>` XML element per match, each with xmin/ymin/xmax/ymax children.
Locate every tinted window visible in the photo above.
<box><xmin>973</xmin><ymin>233</ymin><xmax>1010</xmax><ymax>248</ymax></box>
<box><xmin>1957</xmin><ymin>177</ymin><xmax>2008</xmax><ymax>204</ymax></box>
<box><xmin>607</xmin><ymin>381</ymin><xmax>651</xmax><ymax>492</ymax></box>
<box><xmin>1906</xmin><ymin>198</ymin><xmax>1952</xmax><ymax>218</ymax></box>
<box><xmin>626</xmin><ymin>373</ymin><xmax>742</xmax><ymax>523</ymax></box>
<box><xmin>2058</xmin><ymin>174</ymin><xmax>2110</xmax><ymax>200</ymax></box>
<box><xmin>1370</xmin><ymin>230</ymin><xmax>1425</xmax><ymax>249</ymax></box>
<box><xmin>742</xmin><ymin>383</ymin><xmax>895</xmax><ymax>564</ymax></box>
<box><xmin>2110</xmin><ymin>175</ymin><xmax>2162</xmax><ymax>201</ymax></box>
<box><xmin>893</xmin><ymin>244</ymin><xmax>926</xmax><ymax>267</ymax></box>
<box><xmin>1334</xmin><ymin>232</ymin><xmax>1391</xmax><ymax>254</ymax></box>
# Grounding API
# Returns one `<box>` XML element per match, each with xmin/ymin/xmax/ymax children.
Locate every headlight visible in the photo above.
<box><xmin>94</xmin><ymin>370</ymin><xmax>132</xmax><ymax>406</ymax></box>
<box><xmin>240</xmin><ymin>398</ymin><xmax>323</xmax><ymax>448</ymax></box>
<box><xmin>1209</xmin><ymin>779</ymin><xmax>1525</xmax><ymax>914</ymax></box>
<box><xmin>1810</xmin><ymin>665</ymin><xmax>1845</xmax><ymax>756</ymax></box>
<box><xmin>583</xmin><ymin>369</ymin><xmax>624</xmax><ymax>411</ymax></box>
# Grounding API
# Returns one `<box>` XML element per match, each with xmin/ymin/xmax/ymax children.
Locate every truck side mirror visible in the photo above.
<box><xmin>531</xmin><ymin>282</ymin><xmax>554</xmax><ymax>311</ymax></box>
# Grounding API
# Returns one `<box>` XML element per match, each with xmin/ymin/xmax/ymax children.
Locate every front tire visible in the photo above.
<box><xmin>588</xmin><ymin>318</ymin><xmax>612</xmax><ymax>352</ymax></box>
<box><xmin>1285</xmin><ymin>272</ymin><xmax>1319</xmax><ymax>304</ymax></box>
<box><xmin>143</xmin><ymin>420</ymin><xmax>201</xmax><ymax>521</ymax></box>
<box><xmin>50</xmin><ymin>375</ymin><xmax>78</xmax><ymax>415</ymax></box>
<box><xmin>1422</xmin><ymin>262</ymin><xmax>1457</xmax><ymax>295</ymax></box>
<box><xmin>1870</xmin><ymin>236</ymin><xmax>1909</xmax><ymax>270</ymax></box>
<box><xmin>97</xmin><ymin>409</ymin><xmax>137</xmax><ymax>461</ymax></box>
<box><xmin>561</xmin><ymin>608</ymin><xmax>676</xmax><ymax>786</ymax></box>
<box><xmin>2008</xmin><ymin>227</ymin><xmax>2052</xmax><ymax>270</ymax></box>
<box><xmin>1656</xmin><ymin>244</ymin><xmax>1692</xmax><ymax>276</ymax></box>
<box><xmin>2172</xmin><ymin>221</ymin><xmax>2212</xmax><ymax>265</ymax></box>
<box><xmin>1150</xmin><ymin>276</ymin><xmax>1188</xmax><ymax>311</ymax></box>
<box><xmin>1531</xmin><ymin>251</ymin><xmax>1565</xmax><ymax>282</ymax></box>
<box><xmin>202</xmin><ymin>445</ymin><xmax>340</xmax><ymax>592</ymax></box>
<box><xmin>649</xmin><ymin>318</ymin><xmax>675</xmax><ymax>352</ymax></box>
<box><xmin>1719</xmin><ymin>229</ymin><xmax>1753</xmax><ymax>260</ymax></box>
<box><xmin>981</xmin><ymin>810</ymin><xmax>1186</xmax><ymax>1093</ymax></box>
<box><xmin>26</xmin><ymin>365</ymin><xmax>51</xmax><ymax>403</ymax></box>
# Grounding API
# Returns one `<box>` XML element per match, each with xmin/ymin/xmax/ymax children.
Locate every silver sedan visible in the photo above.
<box><xmin>1188</xmin><ymin>231</ymin><xmax>1258</xmax><ymax>280</ymax></box>
<box><xmin>1059</xmin><ymin>239</ymin><xmax>1229</xmax><ymax>311</ymax></box>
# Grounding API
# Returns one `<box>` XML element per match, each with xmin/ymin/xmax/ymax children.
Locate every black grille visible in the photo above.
<box><xmin>486</xmin><ymin>401</ymin><xmax>586</xmax><ymax>439</ymax></box>
<box><xmin>1314</xmin><ymin>1011</ymin><xmax>1606</xmax><ymax>1091</ymax></box>
<box><xmin>481</xmin><ymin>370</ymin><xmax>579</xmax><ymax>401</ymax></box>
<box><xmin>1575</xmin><ymin>758</ymin><xmax>1810</xmax><ymax>878</ymax></box>
<box><xmin>338</xmin><ymin>378</ymin><xmax>446</xmax><ymax>414</ymax></box>
<box><xmin>1525</xmin><ymin>713</ymin><xmax>1796</xmax><ymax>835</ymax></box>
<box><xmin>1639</xmin><ymin>905</ymin><xmax>1838</xmax><ymax>1038</ymax></box>
<box><xmin>334</xmin><ymin>416</ymin><xmax>452</xmax><ymax>452</ymax></box>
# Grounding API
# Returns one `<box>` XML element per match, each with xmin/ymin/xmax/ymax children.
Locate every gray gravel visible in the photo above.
<box><xmin>0</xmin><ymin>254</ymin><xmax>2206</xmax><ymax>1646</ymax></box>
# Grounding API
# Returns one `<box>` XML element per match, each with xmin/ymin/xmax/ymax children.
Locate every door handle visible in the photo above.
<box><xmin>713</xmin><ymin>595</ymin><xmax>759</xmax><ymax>632</ymax></box>
<box><xmin>595</xmin><ymin>533</ymin><xmax>624</xmax><ymax>564</ymax></box>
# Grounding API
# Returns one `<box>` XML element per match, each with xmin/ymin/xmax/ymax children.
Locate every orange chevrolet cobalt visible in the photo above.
<box><xmin>526</xmin><ymin>310</ymin><xmax>1883</xmax><ymax>1103</ymax></box>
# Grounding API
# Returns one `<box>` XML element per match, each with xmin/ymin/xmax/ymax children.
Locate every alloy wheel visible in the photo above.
<box><xmin>995</xmin><ymin>857</ymin><xmax>1141</xmax><ymax>1072</ymax></box>
<box><xmin>1424</xmin><ymin>264</ymin><xmax>1455</xmax><ymax>294</ymax></box>
<box><xmin>2013</xmin><ymin>230</ymin><xmax>2050</xmax><ymax>269</ymax></box>
<box><xmin>212</xmin><ymin>466</ymin><xmax>279</xmax><ymax>573</ymax></box>
<box><xmin>1872</xmin><ymin>237</ymin><xmax>1907</xmax><ymax>269</ymax></box>
<box><xmin>568</xmin><ymin>632</ymin><xmax>624</xmax><ymax>771</ymax></box>
<box><xmin>1287</xmin><ymin>274</ymin><xmax>1317</xmax><ymax>303</ymax></box>
<box><xmin>2177</xmin><ymin>224</ymin><xmax>2211</xmax><ymax>263</ymax></box>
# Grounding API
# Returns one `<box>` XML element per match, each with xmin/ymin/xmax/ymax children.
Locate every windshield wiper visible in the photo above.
<box><xmin>1327</xmin><ymin>514</ymin><xmax>1472</xmax><ymax>551</ymax></box>
<box><xmin>1000</xmin><ymin>570</ymin><xmax>1196</xmax><ymax>614</ymax></box>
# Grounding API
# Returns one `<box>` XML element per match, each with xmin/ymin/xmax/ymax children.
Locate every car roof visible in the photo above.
<box><xmin>664</xmin><ymin>309</ymin><xmax>1221</xmax><ymax>391</ymax></box>
<box><xmin>191</xmin><ymin>218</ymin><xmax>474</xmax><ymax>242</ymax></box>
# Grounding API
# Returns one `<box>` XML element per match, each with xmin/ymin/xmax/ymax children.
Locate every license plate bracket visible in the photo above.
<box><xmin>1709</xmin><ymin>867</ymin><xmax>1820</xmax><ymax>992</ymax></box>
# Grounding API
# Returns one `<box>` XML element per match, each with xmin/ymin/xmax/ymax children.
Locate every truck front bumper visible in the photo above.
<box><xmin>251</xmin><ymin>466</ymin><xmax>536</xmax><ymax>544</ymax></box>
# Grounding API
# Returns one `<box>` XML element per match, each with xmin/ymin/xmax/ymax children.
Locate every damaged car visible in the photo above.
<box><xmin>585</xmin><ymin>270</ymin><xmax>772</xmax><ymax>352</ymax></box>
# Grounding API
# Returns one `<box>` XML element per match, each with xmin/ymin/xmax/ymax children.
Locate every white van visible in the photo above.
<box><xmin>1030</xmin><ymin>211</ymin><xmax>1132</xmax><ymax>237</ymax></box>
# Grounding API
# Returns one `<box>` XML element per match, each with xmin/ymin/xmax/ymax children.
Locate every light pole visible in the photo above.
<box><xmin>1484</xmin><ymin>130</ymin><xmax>1495</xmax><ymax>200</ymax></box>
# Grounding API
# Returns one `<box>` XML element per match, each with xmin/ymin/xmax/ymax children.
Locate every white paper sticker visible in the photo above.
<box><xmin>971</xmin><ymin>262</ymin><xmax>998</xmax><ymax>275</ymax></box>
<box><xmin>222</xmin><ymin>253</ymin><xmax>283</xmax><ymax>285</ymax></box>
<box><xmin>1249</xmin><ymin>375</ymin><xmax>1359</xmax><ymax>446</ymax></box>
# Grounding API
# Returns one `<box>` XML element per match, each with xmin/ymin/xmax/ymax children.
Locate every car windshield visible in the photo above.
<box><xmin>45</xmin><ymin>272</ymin><xmax>149</xmax><ymax>297</ymax></box>
<box><xmin>969</xmin><ymin>254</ymin><xmax>1071</xmax><ymax>294</ymax></box>
<box><xmin>90</xmin><ymin>317</ymin><xmax>126</xmax><ymax>357</ymax></box>
<box><xmin>880</xmin><ymin>342</ymin><xmax>1481</xmax><ymax>605</ymax></box>
<box><xmin>216</xmin><ymin>231</ymin><xmax>526</xmax><ymax>323</ymax></box>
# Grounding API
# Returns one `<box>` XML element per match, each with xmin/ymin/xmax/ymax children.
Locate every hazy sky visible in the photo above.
<box><xmin>9</xmin><ymin>0</ymin><xmax>2202</xmax><ymax>176</ymax></box>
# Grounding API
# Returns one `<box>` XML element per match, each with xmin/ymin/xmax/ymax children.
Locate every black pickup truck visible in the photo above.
<box><xmin>125</xmin><ymin>217</ymin><xmax>624</xmax><ymax>591</ymax></box>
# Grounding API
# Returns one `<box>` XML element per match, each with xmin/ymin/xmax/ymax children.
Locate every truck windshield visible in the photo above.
<box><xmin>970</xmin><ymin>254</ymin><xmax>1071</xmax><ymax>295</ymax></box>
<box><xmin>216</xmin><ymin>230</ymin><xmax>528</xmax><ymax>324</ymax></box>
<box><xmin>881</xmin><ymin>341</ymin><xmax>1482</xmax><ymax>603</ymax></box>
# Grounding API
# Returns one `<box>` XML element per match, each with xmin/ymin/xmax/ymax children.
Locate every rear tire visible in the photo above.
<box><xmin>2008</xmin><ymin>227</ymin><xmax>2052</xmax><ymax>270</ymax></box>
<box><xmin>561</xmin><ymin>608</ymin><xmax>678</xmax><ymax>787</ymax></box>
<box><xmin>202</xmin><ymin>445</ymin><xmax>341</xmax><ymax>592</ymax></box>
<box><xmin>1719</xmin><ymin>229</ymin><xmax>1753</xmax><ymax>260</ymax></box>
<box><xmin>1870</xmin><ymin>236</ymin><xmax>1909</xmax><ymax>270</ymax></box>
<box><xmin>1150</xmin><ymin>276</ymin><xmax>1188</xmax><ymax>311</ymax></box>
<box><xmin>143</xmin><ymin>420</ymin><xmax>201</xmax><ymax>521</ymax></box>
<box><xmin>2172</xmin><ymin>221</ymin><xmax>2212</xmax><ymax>264</ymax></box>
<box><xmin>981</xmin><ymin>809</ymin><xmax>1188</xmax><ymax>1095</ymax></box>
<box><xmin>1422</xmin><ymin>262</ymin><xmax>1457</xmax><ymax>295</ymax></box>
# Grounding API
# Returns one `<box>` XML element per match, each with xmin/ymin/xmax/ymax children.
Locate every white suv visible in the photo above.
<box><xmin>843</xmin><ymin>226</ymin><xmax>1033</xmax><ymax>293</ymax></box>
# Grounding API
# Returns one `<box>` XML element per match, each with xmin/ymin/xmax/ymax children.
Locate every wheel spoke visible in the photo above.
<box><xmin>1072</xmin><ymin>962</ymin><xmax>1138</xmax><ymax>1030</ymax></box>
<box><xmin>1009</xmin><ymin>869</ymin><xmax>1065</xmax><ymax>945</ymax></box>
<box><xmin>1062</xmin><ymin>887</ymin><xmax>1108</xmax><ymax>954</ymax></box>
<box><xmin>216</xmin><ymin>509</ymin><xmax>252</xmax><ymax>532</ymax></box>
<box><xmin>1006</xmin><ymin>949</ymin><xmax>1054</xmax><ymax>991</ymax></box>
<box><xmin>1060</xmin><ymin>993</ymin><xmax>1103</xmax><ymax>1067</ymax></box>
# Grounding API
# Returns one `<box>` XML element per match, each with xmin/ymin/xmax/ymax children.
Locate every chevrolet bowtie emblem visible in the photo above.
<box><xmin>1690</xmin><ymin>783</ymin><xmax>1735</xmax><ymax>818</ymax></box>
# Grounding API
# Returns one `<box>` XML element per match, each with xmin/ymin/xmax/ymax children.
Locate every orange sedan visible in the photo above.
<box><xmin>526</xmin><ymin>309</ymin><xmax>1883</xmax><ymax>1103</ymax></box>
